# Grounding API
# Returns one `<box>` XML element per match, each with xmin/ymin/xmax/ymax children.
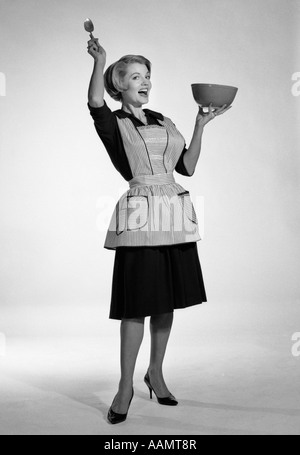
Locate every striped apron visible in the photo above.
<box><xmin>104</xmin><ymin>119</ymin><xmax>201</xmax><ymax>249</ymax></box>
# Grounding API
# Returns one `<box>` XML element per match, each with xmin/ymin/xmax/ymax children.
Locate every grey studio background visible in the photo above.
<box><xmin>0</xmin><ymin>0</ymin><xmax>300</xmax><ymax>435</ymax></box>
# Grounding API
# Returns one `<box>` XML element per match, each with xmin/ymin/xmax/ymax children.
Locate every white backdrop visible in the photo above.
<box><xmin>0</xmin><ymin>0</ymin><xmax>299</xmax><ymax>337</ymax></box>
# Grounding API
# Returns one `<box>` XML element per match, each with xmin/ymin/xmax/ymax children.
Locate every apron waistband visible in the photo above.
<box><xmin>129</xmin><ymin>173</ymin><xmax>176</xmax><ymax>189</ymax></box>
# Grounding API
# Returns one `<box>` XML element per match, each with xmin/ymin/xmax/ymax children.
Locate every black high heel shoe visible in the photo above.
<box><xmin>107</xmin><ymin>388</ymin><xmax>134</xmax><ymax>425</ymax></box>
<box><xmin>144</xmin><ymin>372</ymin><xmax>178</xmax><ymax>406</ymax></box>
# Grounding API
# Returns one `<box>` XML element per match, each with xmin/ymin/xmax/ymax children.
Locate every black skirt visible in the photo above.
<box><xmin>109</xmin><ymin>242</ymin><xmax>207</xmax><ymax>320</ymax></box>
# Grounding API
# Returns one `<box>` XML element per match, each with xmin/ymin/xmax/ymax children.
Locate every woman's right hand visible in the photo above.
<box><xmin>87</xmin><ymin>38</ymin><xmax>106</xmax><ymax>67</ymax></box>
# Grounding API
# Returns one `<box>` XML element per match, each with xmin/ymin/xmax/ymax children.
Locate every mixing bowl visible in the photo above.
<box><xmin>191</xmin><ymin>83</ymin><xmax>238</xmax><ymax>108</ymax></box>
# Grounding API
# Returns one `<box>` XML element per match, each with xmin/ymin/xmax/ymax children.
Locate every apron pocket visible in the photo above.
<box><xmin>177</xmin><ymin>191</ymin><xmax>198</xmax><ymax>224</ymax></box>
<box><xmin>127</xmin><ymin>195</ymin><xmax>149</xmax><ymax>231</ymax></box>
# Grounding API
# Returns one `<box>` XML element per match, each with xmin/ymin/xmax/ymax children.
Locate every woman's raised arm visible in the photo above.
<box><xmin>184</xmin><ymin>103</ymin><xmax>232</xmax><ymax>175</ymax></box>
<box><xmin>87</xmin><ymin>38</ymin><xmax>107</xmax><ymax>108</ymax></box>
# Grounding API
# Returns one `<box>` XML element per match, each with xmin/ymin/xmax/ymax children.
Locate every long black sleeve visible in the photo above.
<box><xmin>88</xmin><ymin>100</ymin><xmax>133</xmax><ymax>181</ymax></box>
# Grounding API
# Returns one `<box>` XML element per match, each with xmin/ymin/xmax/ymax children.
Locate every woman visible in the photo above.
<box><xmin>87</xmin><ymin>37</ymin><xmax>231</xmax><ymax>425</ymax></box>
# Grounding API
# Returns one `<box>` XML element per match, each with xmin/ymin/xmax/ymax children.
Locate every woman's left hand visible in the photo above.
<box><xmin>196</xmin><ymin>103</ymin><xmax>232</xmax><ymax>127</ymax></box>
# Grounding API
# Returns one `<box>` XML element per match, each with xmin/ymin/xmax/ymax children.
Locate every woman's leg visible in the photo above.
<box><xmin>111</xmin><ymin>317</ymin><xmax>145</xmax><ymax>414</ymax></box>
<box><xmin>148</xmin><ymin>312</ymin><xmax>174</xmax><ymax>397</ymax></box>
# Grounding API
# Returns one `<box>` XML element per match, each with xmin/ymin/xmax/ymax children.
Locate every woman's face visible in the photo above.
<box><xmin>121</xmin><ymin>63</ymin><xmax>152</xmax><ymax>107</ymax></box>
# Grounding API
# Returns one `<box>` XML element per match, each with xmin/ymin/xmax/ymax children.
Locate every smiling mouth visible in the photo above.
<box><xmin>138</xmin><ymin>90</ymin><xmax>149</xmax><ymax>97</ymax></box>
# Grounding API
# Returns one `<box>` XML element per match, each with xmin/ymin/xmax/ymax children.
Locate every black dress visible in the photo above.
<box><xmin>88</xmin><ymin>101</ymin><xmax>208</xmax><ymax>320</ymax></box>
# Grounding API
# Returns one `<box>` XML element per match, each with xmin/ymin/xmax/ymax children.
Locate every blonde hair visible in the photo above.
<box><xmin>104</xmin><ymin>55</ymin><xmax>151</xmax><ymax>102</ymax></box>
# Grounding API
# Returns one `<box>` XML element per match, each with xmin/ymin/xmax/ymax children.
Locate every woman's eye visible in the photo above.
<box><xmin>132</xmin><ymin>75</ymin><xmax>150</xmax><ymax>80</ymax></box>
